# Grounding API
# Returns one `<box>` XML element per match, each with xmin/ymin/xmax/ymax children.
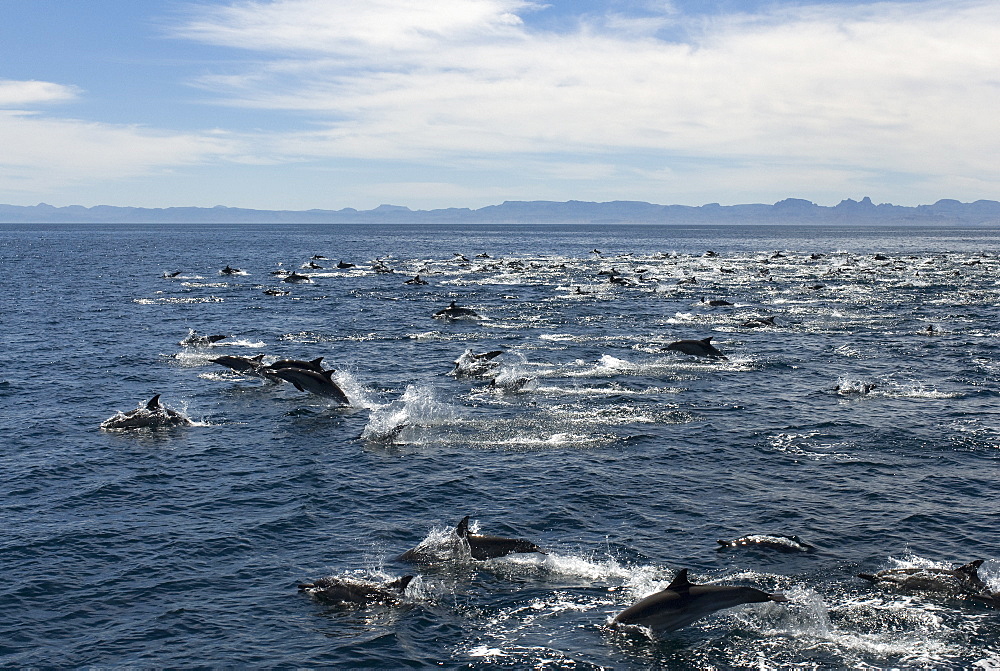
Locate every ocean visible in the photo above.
<box><xmin>1</xmin><ymin>222</ymin><xmax>998</xmax><ymax>668</ymax></box>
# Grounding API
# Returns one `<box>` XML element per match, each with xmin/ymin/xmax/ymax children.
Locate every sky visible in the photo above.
<box><xmin>1</xmin><ymin>0</ymin><xmax>999</xmax><ymax>210</ymax></box>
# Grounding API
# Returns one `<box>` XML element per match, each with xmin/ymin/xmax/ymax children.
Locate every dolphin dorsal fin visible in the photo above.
<box><xmin>310</xmin><ymin>357</ymin><xmax>324</xmax><ymax>367</ymax></box>
<box><xmin>252</xmin><ymin>354</ymin><xmax>265</xmax><ymax>362</ymax></box>
<box><xmin>958</xmin><ymin>559</ymin><xmax>985</xmax><ymax>577</ymax></box>
<box><xmin>456</xmin><ymin>516</ymin><xmax>471</xmax><ymax>538</ymax></box>
<box><xmin>666</xmin><ymin>568</ymin><xmax>692</xmax><ymax>592</ymax></box>
<box><xmin>388</xmin><ymin>575</ymin><xmax>415</xmax><ymax>592</ymax></box>
<box><xmin>146</xmin><ymin>394</ymin><xmax>161</xmax><ymax>410</ymax></box>
<box><xmin>700</xmin><ymin>337</ymin><xmax>713</xmax><ymax>344</ymax></box>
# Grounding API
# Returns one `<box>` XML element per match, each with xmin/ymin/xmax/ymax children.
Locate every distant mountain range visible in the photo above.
<box><xmin>3</xmin><ymin>197</ymin><xmax>1000</xmax><ymax>225</ymax></box>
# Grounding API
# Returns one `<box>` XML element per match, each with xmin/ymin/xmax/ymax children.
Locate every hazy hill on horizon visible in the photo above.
<box><xmin>2</xmin><ymin>196</ymin><xmax>1000</xmax><ymax>225</ymax></box>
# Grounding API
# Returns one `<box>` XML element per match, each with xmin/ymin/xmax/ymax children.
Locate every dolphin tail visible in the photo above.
<box><xmin>146</xmin><ymin>394</ymin><xmax>161</xmax><ymax>410</ymax></box>
<box><xmin>456</xmin><ymin>516</ymin><xmax>471</xmax><ymax>538</ymax></box>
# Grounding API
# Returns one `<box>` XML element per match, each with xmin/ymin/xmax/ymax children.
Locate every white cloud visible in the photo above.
<box><xmin>5</xmin><ymin>1</ymin><xmax>1000</xmax><ymax>207</ymax></box>
<box><xmin>172</xmin><ymin>0</ymin><xmax>1000</xmax><ymax>196</ymax></box>
<box><xmin>177</xmin><ymin>0</ymin><xmax>536</xmax><ymax>54</ymax></box>
<box><xmin>0</xmin><ymin>79</ymin><xmax>79</xmax><ymax>106</ymax></box>
<box><xmin>0</xmin><ymin>108</ymin><xmax>240</xmax><ymax>194</ymax></box>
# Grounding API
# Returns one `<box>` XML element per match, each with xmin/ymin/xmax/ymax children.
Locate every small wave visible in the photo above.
<box><xmin>180</xmin><ymin>281</ymin><xmax>229</xmax><ymax>288</ymax></box>
<box><xmin>361</xmin><ymin>385</ymin><xmax>461</xmax><ymax>443</ymax></box>
<box><xmin>215</xmin><ymin>338</ymin><xmax>266</xmax><ymax>348</ymax></box>
<box><xmin>329</xmin><ymin>369</ymin><xmax>378</xmax><ymax>409</ymax></box>
<box><xmin>134</xmin><ymin>296</ymin><xmax>224</xmax><ymax>304</ymax></box>
<box><xmin>171</xmin><ymin>351</ymin><xmax>219</xmax><ymax>366</ymax></box>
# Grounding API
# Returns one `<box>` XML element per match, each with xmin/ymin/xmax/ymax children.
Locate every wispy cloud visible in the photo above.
<box><xmin>0</xmin><ymin>79</ymin><xmax>80</xmax><ymax>106</ymax></box>
<box><xmin>170</xmin><ymin>0</ymin><xmax>1000</xmax><ymax>203</ymax></box>
<box><xmin>0</xmin><ymin>82</ymin><xmax>240</xmax><ymax>195</ymax></box>
<box><xmin>3</xmin><ymin>1</ymin><xmax>999</xmax><ymax>207</ymax></box>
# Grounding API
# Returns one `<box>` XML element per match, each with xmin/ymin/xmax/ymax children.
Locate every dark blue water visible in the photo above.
<box><xmin>2</xmin><ymin>223</ymin><xmax>998</xmax><ymax>668</ymax></box>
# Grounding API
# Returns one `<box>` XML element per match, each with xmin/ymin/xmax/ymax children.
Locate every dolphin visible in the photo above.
<box><xmin>451</xmin><ymin>349</ymin><xmax>503</xmax><ymax>377</ymax></box>
<box><xmin>716</xmin><ymin>534</ymin><xmax>817</xmax><ymax>553</ymax></box>
<box><xmin>664</xmin><ymin>337</ymin><xmax>727</xmax><ymax>360</ymax></box>
<box><xmin>405</xmin><ymin>275</ymin><xmax>428</xmax><ymax>285</ymax></box>
<box><xmin>297</xmin><ymin>575</ymin><xmax>414</xmax><ymax>606</ymax></box>
<box><xmin>336</xmin><ymin>260</ymin><xmax>356</xmax><ymax>268</ymax></box>
<box><xmin>857</xmin><ymin>559</ymin><xmax>988</xmax><ymax>594</ymax></box>
<box><xmin>835</xmin><ymin>380</ymin><xmax>877</xmax><ymax>395</ymax></box>
<box><xmin>399</xmin><ymin>516</ymin><xmax>545</xmax><ymax>562</ymax></box>
<box><xmin>489</xmin><ymin>374</ymin><xmax>535</xmax><ymax>393</ymax></box>
<box><xmin>179</xmin><ymin>330</ymin><xmax>227</xmax><ymax>347</ymax></box>
<box><xmin>283</xmin><ymin>271</ymin><xmax>311</xmax><ymax>283</ymax></box>
<box><xmin>210</xmin><ymin>353</ymin><xmax>268</xmax><ymax>377</ymax></box>
<box><xmin>101</xmin><ymin>394</ymin><xmax>193</xmax><ymax>430</ymax></box>
<box><xmin>968</xmin><ymin>592</ymin><xmax>1000</xmax><ymax>608</ymax></box>
<box><xmin>455</xmin><ymin>515</ymin><xmax>544</xmax><ymax>560</ymax></box>
<box><xmin>264</xmin><ymin>357</ymin><xmax>325</xmax><ymax>373</ymax></box>
<box><xmin>220</xmin><ymin>265</ymin><xmax>241</xmax><ymax>275</ymax></box>
<box><xmin>433</xmin><ymin>301</ymin><xmax>481</xmax><ymax>320</ymax></box>
<box><xmin>269</xmin><ymin>367</ymin><xmax>350</xmax><ymax>404</ymax></box>
<box><xmin>613</xmin><ymin>569</ymin><xmax>788</xmax><ymax>634</ymax></box>
<box><xmin>701</xmin><ymin>297</ymin><xmax>733</xmax><ymax>306</ymax></box>
<box><xmin>741</xmin><ymin>316</ymin><xmax>777</xmax><ymax>328</ymax></box>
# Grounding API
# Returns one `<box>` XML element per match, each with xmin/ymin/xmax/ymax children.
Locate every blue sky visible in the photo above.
<box><xmin>1</xmin><ymin>0</ymin><xmax>998</xmax><ymax>210</ymax></box>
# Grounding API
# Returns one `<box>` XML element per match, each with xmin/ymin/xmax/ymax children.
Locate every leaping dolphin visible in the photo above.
<box><xmin>612</xmin><ymin>569</ymin><xmax>788</xmax><ymax>634</ymax></box>
<box><xmin>179</xmin><ymin>330</ymin><xmax>227</xmax><ymax>347</ymax></box>
<box><xmin>269</xmin><ymin>367</ymin><xmax>350</xmax><ymax>404</ymax></box>
<box><xmin>432</xmin><ymin>301</ymin><xmax>481</xmax><ymax>320</ymax></box>
<box><xmin>453</xmin><ymin>515</ymin><xmax>544</xmax><ymax>560</ymax></box>
<box><xmin>210</xmin><ymin>354</ymin><xmax>268</xmax><ymax>377</ymax></box>
<box><xmin>716</xmin><ymin>534</ymin><xmax>816</xmax><ymax>553</ymax></box>
<box><xmin>264</xmin><ymin>357</ymin><xmax>325</xmax><ymax>373</ymax></box>
<box><xmin>664</xmin><ymin>337</ymin><xmax>727</xmax><ymax>360</ymax></box>
<box><xmin>399</xmin><ymin>516</ymin><xmax>545</xmax><ymax>562</ymax></box>
<box><xmin>857</xmin><ymin>559</ymin><xmax>988</xmax><ymax>594</ymax></box>
<box><xmin>100</xmin><ymin>394</ymin><xmax>194</xmax><ymax>430</ymax></box>
<box><xmin>741</xmin><ymin>316</ymin><xmax>777</xmax><ymax>328</ymax></box>
<box><xmin>297</xmin><ymin>575</ymin><xmax>414</xmax><ymax>606</ymax></box>
<box><xmin>451</xmin><ymin>349</ymin><xmax>503</xmax><ymax>377</ymax></box>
